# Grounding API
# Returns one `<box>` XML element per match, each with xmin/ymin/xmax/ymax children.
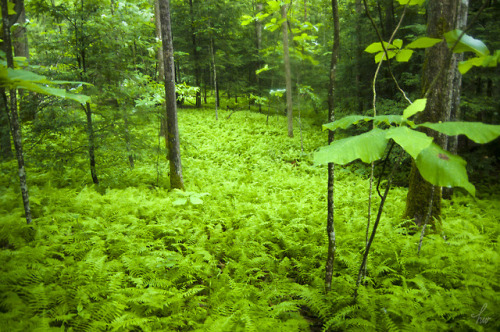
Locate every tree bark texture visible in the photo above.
<box><xmin>325</xmin><ymin>0</ymin><xmax>340</xmax><ymax>293</ymax></box>
<box><xmin>189</xmin><ymin>0</ymin><xmax>201</xmax><ymax>108</ymax></box>
<box><xmin>2</xmin><ymin>0</ymin><xmax>32</xmax><ymax>224</ymax></box>
<box><xmin>0</xmin><ymin>88</ymin><xmax>13</xmax><ymax>160</ymax></box>
<box><xmin>281</xmin><ymin>3</ymin><xmax>293</xmax><ymax>138</ymax></box>
<box><xmin>154</xmin><ymin>0</ymin><xmax>165</xmax><ymax>82</ymax></box>
<box><xmin>159</xmin><ymin>0</ymin><xmax>184</xmax><ymax>190</ymax></box>
<box><xmin>85</xmin><ymin>103</ymin><xmax>99</xmax><ymax>185</ymax></box>
<box><xmin>443</xmin><ymin>0</ymin><xmax>468</xmax><ymax>199</ymax></box>
<box><xmin>404</xmin><ymin>0</ymin><xmax>462</xmax><ymax>227</ymax></box>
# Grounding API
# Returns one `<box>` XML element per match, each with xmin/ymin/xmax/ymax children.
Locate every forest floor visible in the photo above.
<box><xmin>0</xmin><ymin>108</ymin><xmax>499</xmax><ymax>331</ymax></box>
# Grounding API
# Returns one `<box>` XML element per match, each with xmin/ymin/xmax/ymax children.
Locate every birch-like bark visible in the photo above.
<box><xmin>325</xmin><ymin>0</ymin><xmax>340</xmax><ymax>293</ymax></box>
<box><xmin>2</xmin><ymin>0</ymin><xmax>32</xmax><ymax>224</ymax></box>
<box><xmin>281</xmin><ymin>3</ymin><xmax>293</xmax><ymax>138</ymax></box>
<box><xmin>159</xmin><ymin>0</ymin><xmax>184</xmax><ymax>190</ymax></box>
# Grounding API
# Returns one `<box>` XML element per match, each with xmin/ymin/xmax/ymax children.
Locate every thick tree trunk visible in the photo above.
<box><xmin>325</xmin><ymin>0</ymin><xmax>340</xmax><ymax>293</ymax></box>
<box><xmin>2</xmin><ymin>0</ymin><xmax>32</xmax><ymax>224</ymax></box>
<box><xmin>281</xmin><ymin>4</ymin><xmax>293</xmax><ymax>138</ymax></box>
<box><xmin>404</xmin><ymin>0</ymin><xmax>462</xmax><ymax>228</ymax></box>
<box><xmin>159</xmin><ymin>0</ymin><xmax>184</xmax><ymax>190</ymax></box>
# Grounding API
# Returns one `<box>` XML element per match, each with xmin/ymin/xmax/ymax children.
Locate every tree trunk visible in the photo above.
<box><xmin>404</xmin><ymin>0</ymin><xmax>462</xmax><ymax>228</ymax></box>
<box><xmin>325</xmin><ymin>0</ymin><xmax>340</xmax><ymax>293</ymax></box>
<box><xmin>443</xmin><ymin>0</ymin><xmax>468</xmax><ymax>199</ymax></box>
<box><xmin>2</xmin><ymin>0</ymin><xmax>32</xmax><ymax>224</ymax></box>
<box><xmin>354</xmin><ymin>0</ymin><xmax>364</xmax><ymax>113</ymax></box>
<box><xmin>0</xmin><ymin>89</ymin><xmax>13</xmax><ymax>160</ymax></box>
<box><xmin>210</xmin><ymin>35</ymin><xmax>218</xmax><ymax>120</ymax></box>
<box><xmin>154</xmin><ymin>0</ymin><xmax>165</xmax><ymax>82</ymax></box>
<box><xmin>84</xmin><ymin>102</ymin><xmax>99</xmax><ymax>185</ymax></box>
<box><xmin>281</xmin><ymin>3</ymin><xmax>293</xmax><ymax>138</ymax></box>
<box><xmin>159</xmin><ymin>0</ymin><xmax>184</xmax><ymax>190</ymax></box>
<box><xmin>189</xmin><ymin>0</ymin><xmax>201</xmax><ymax>108</ymax></box>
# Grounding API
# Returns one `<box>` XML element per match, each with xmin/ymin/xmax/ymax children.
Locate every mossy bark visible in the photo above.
<box><xmin>404</xmin><ymin>0</ymin><xmax>461</xmax><ymax>229</ymax></box>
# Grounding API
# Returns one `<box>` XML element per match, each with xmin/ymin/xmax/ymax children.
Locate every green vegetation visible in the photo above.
<box><xmin>1</xmin><ymin>109</ymin><xmax>499</xmax><ymax>331</ymax></box>
<box><xmin>1</xmin><ymin>0</ymin><xmax>499</xmax><ymax>331</ymax></box>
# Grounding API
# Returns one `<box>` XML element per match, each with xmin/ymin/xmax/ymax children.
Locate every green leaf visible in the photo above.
<box><xmin>322</xmin><ymin>115</ymin><xmax>372</xmax><ymax>132</ymax></box>
<box><xmin>173</xmin><ymin>198</ymin><xmax>187</xmax><ymax>206</ymax></box>
<box><xmin>256</xmin><ymin>64</ymin><xmax>271</xmax><ymax>75</ymax></box>
<box><xmin>393</xmin><ymin>39</ymin><xmax>403</xmax><ymax>49</ymax></box>
<box><xmin>403</xmin><ymin>99</ymin><xmax>427</xmax><ymax>119</ymax></box>
<box><xmin>8</xmin><ymin>2</ymin><xmax>16</xmax><ymax>15</ymax></box>
<box><xmin>418</xmin><ymin>122</ymin><xmax>500</xmax><ymax>144</ymax></box>
<box><xmin>314</xmin><ymin>128</ymin><xmax>388</xmax><ymax>165</ymax></box>
<box><xmin>373</xmin><ymin>115</ymin><xmax>407</xmax><ymax>126</ymax></box>
<box><xmin>241</xmin><ymin>15</ymin><xmax>254</xmax><ymax>26</ymax></box>
<box><xmin>364</xmin><ymin>41</ymin><xmax>393</xmax><ymax>54</ymax></box>
<box><xmin>444</xmin><ymin>29</ymin><xmax>489</xmax><ymax>56</ymax></box>
<box><xmin>375</xmin><ymin>50</ymin><xmax>396</xmax><ymax>63</ymax></box>
<box><xmin>396</xmin><ymin>49</ymin><xmax>413</xmax><ymax>62</ymax></box>
<box><xmin>190</xmin><ymin>197</ymin><xmax>203</xmax><ymax>205</ymax></box>
<box><xmin>396</xmin><ymin>0</ymin><xmax>425</xmax><ymax>5</ymax></box>
<box><xmin>406</xmin><ymin>37</ymin><xmax>442</xmax><ymax>49</ymax></box>
<box><xmin>416</xmin><ymin>143</ymin><xmax>475</xmax><ymax>196</ymax></box>
<box><xmin>386</xmin><ymin>127</ymin><xmax>433</xmax><ymax>159</ymax></box>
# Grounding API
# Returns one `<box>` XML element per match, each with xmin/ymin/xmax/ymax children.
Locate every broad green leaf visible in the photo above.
<box><xmin>403</xmin><ymin>98</ymin><xmax>427</xmax><ymax>119</ymax></box>
<box><xmin>386</xmin><ymin>127</ymin><xmax>433</xmax><ymax>159</ymax></box>
<box><xmin>173</xmin><ymin>198</ymin><xmax>187</xmax><ymax>206</ymax></box>
<box><xmin>375</xmin><ymin>50</ymin><xmax>396</xmax><ymax>63</ymax></box>
<box><xmin>418</xmin><ymin>122</ymin><xmax>500</xmax><ymax>144</ymax></box>
<box><xmin>314</xmin><ymin>128</ymin><xmax>388</xmax><ymax>165</ymax></box>
<box><xmin>322</xmin><ymin>115</ymin><xmax>372</xmax><ymax>132</ymax></box>
<box><xmin>190</xmin><ymin>197</ymin><xmax>203</xmax><ymax>205</ymax></box>
<box><xmin>364</xmin><ymin>41</ymin><xmax>394</xmax><ymax>54</ymax></box>
<box><xmin>19</xmin><ymin>82</ymin><xmax>90</xmax><ymax>105</ymax></box>
<box><xmin>406</xmin><ymin>37</ymin><xmax>442</xmax><ymax>49</ymax></box>
<box><xmin>241</xmin><ymin>15</ymin><xmax>254</xmax><ymax>26</ymax></box>
<box><xmin>396</xmin><ymin>49</ymin><xmax>413</xmax><ymax>62</ymax></box>
<box><xmin>458</xmin><ymin>52</ymin><xmax>500</xmax><ymax>74</ymax></box>
<box><xmin>444</xmin><ymin>29</ymin><xmax>489</xmax><ymax>56</ymax></box>
<box><xmin>373</xmin><ymin>115</ymin><xmax>407</xmax><ymax>126</ymax></box>
<box><xmin>393</xmin><ymin>39</ymin><xmax>403</xmax><ymax>49</ymax></box>
<box><xmin>396</xmin><ymin>0</ymin><xmax>425</xmax><ymax>5</ymax></box>
<box><xmin>416</xmin><ymin>143</ymin><xmax>475</xmax><ymax>196</ymax></box>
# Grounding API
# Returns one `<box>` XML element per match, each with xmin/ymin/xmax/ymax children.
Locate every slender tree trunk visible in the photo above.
<box><xmin>355</xmin><ymin>0</ymin><xmax>364</xmax><ymax>113</ymax></box>
<box><xmin>12</xmin><ymin>0</ymin><xmax>32</xmax><ymax>122</ymax></box>
<box><xmin>255</xmin><ymin>2</ymin><xmax>263</xmax><ymax>112</ymax></box>
<box><xmin>404</xmin><ymin>0</ymin><xmax>461</xmax><ymax>228</ymax></box>
<box><xmin>325</xmin><ymin>0</ymin><xmax>340</xmax><ymax>293</ymax></box>
<box><xmin>84</xmin><ymin>103</ymin><xmax>99</xmax><ymax>184</ymax></box>
<box><xmin>154</xmin><ymin>0</ymin><xmax>165</xmax><ymax>82</ymax></box>
<box><xmin>0</xmin><ymin>89</ymin><xmax>13</xmax><ymax>160</ymax></box>
<box><xmin>2</xmin><ymin>0</ymin><xmax>32</xmax><ymax>224</ymax></box>
<box><xmin>189</xmin><ymin>0</ymin><xmax>201</xmax><ymax>108</ymax></box>
<box><xmin>159</xmin><ymin>0</ymin><xmax>184</xmax><ymax>190</ymax></box>
<box><xmin>210</xmin><ymin>35</ymin><xmax>218</xmax><ymax>120</ymax></box>
<box><xmin>281</xmin><ymin>3</ymin><xmax>293</xmax><ymax>138</ymax></box>
<box><xmin>443</xmin><ymin>0</ymin><xmax>468</xmax><ymax>199</ymax></box>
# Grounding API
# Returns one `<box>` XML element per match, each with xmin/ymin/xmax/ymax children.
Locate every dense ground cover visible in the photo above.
<box><xmin>0</xmin><ymin>109</ymin><xmax>499</xmax><ymax>331</ymax></box>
